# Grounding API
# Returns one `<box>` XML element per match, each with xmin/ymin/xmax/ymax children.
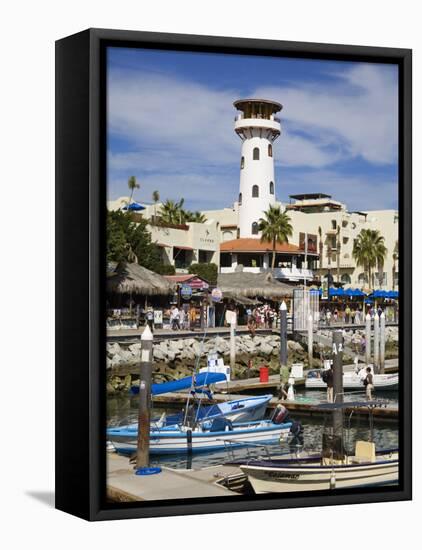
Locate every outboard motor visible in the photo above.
<box><xmin>272</xmin><ymin>404</ymin><xmax>290</xmax><ymax>424</ymax></box>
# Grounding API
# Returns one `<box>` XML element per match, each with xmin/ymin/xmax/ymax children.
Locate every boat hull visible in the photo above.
<box><xmin>305</xmin><ymin>374</ymin><xmax>398</xmax><ymax>391</ymax></box>
<box><xmin>241</xmin><ymin>451</ymin><xmax>399</xmax><ymax>493</ymax></box>
<box><xmin>108</xmin><ymin>421</ymin><xmax>292</xmax><ymax>455</ymax></box>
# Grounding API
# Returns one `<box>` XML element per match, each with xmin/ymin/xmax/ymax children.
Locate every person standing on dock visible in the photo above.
<box><xmin>364</xmin><ymin>367</ymin><xmax>374</xmax><ymax>400</ymax></box>
<box><xmin>278</xmin><ymin>364</ymin><xmax>290</xmax><ymax>400</ymax></box>
<box><xmin>323</xmin><ymin>365</ymin><xmax>334</xmax><ymax>403</ymax></box>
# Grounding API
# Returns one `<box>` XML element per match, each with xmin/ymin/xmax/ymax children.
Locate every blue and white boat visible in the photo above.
<box><xmin>130</xmin><ymin>372</ymin><xmax>273</xmax><ymax>426</ymax></box>
<box><xmin>107</xmin><ymin>417</ymin><xmax>293</xmax><ymax>455</ymax></box>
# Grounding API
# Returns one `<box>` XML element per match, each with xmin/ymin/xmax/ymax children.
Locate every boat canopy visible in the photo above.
<box><xmin>131</xmin><ymin>372</ymin><xmax>227</xmax><ymax>396</ymax></box>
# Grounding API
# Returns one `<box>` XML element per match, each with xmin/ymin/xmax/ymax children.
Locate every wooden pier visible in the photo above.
<box><xmin>152</xmin><ymin>389</ymin><xmax>398</xmax><ymax>420</ymax></box>
<box><xmin>107</xmin><ymin>453</ymin><xmax>240</xmax><ymax>502</ymax></box>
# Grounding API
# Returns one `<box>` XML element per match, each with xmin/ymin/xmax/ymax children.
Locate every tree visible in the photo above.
<box><xmin>183</xmin><ymin>210</ymin><xmax>207</xmax><ymax>223</ymax></box>
<box><xmin>127</xmin><ymin>176</ymin><xmax>140</xmax><ymax>207</ymax></box>
<box><xmin>258</xmin><ymin>205</ymin><xmax>293</xmax><ymax>269</ymax></box>
<box><xmin>188</xmin><ymin>263</ymin><xmax>218</xmax><ymax>284</ymax></box>
<box><xmin>352</xmin><ymin>229</ymin><xmax>387</xmax><ymax>290</ymax></box>
<box><xmin>318</xmin><ymin>226</ymin><xmax>324</xmax><ymax>270</ymax></box>
<box><xmin>159</xmin><ymin>198</ymin><xmax>185</xmax><ymax>225</ymax></box>
<box><xmin>336</xmin><ymin>226</ymin><xmax>341</xmax><ymax>283</ymax></box>
<box><xmin>152</xmin><ymin>190</ymin><xmax>160</xmax><ymax>224</ymax></box>
<box><xmin>392</xmin><ymin>240</ymin><xmax>399</xmax><ymax>290</ymax></box>
<box><xmin>106</xmin><ymin>210</ymin><xmax>161</xmax><ymax>271</ymax></box>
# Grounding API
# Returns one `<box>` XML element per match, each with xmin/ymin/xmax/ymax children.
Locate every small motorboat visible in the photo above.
<box><xmin>107</xmin><ymin>417</ymin><xmax>293</xmax><ymax>455</ymax></box>
<box><xmin>240</xmin><ymin>400</ymin><xmax>398</xmax><ymax>493</ymax></box>
<box><xmin>240</xmin><ymin>446</ymin><xmax>398</xmax><ymax>493</ymax></box>
<box><xmin>305</xmin><ymin>368</ymin><xmax>398</xmax><ymax>391</ymax></box>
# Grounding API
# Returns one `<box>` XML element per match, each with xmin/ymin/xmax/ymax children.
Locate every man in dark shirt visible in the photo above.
<box><xmin>324</xmin><ymin>365</ymin><xmax>334</xmax><ymax>403</ymax></box>
<box><xmin>365</xmin><ymin>367</ymin><xmax>374</xmax><ymax>400</ymax></box>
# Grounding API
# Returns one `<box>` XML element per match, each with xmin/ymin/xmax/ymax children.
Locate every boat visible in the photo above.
<box><xmin>305</xmin><ymin>368</ymin><xmax>398</xmax><ymax>391</ymax></box>
<box><xmin>107</xmin><ymin>417</ymin><xmax>293</xmax><ymax>455</ymax></box>
<box><xmin>240</xmin><ymin>447</ymin><xmax>398</xmax><ymax>493</ymax></box>
<box><xmin>239</xmin><ymin>400</ymin><xmax>398</xmax><ymax>493</ymax></box>
<box><xmin>129</xmin><ymin>372</ymin><xmax>273</xmax><ymax>426</ymax></box>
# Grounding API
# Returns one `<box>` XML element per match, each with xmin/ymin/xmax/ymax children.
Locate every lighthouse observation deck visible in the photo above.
<box><xmin>234</xmin><ymin>98</ymin><xmax>282</xmax><ymax>140</ymax></box>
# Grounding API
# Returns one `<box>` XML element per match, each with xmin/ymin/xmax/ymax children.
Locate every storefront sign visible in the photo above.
<box><xmin>180</xmin><ymin>284</ymin><xmax>193</xmax><ymax>300</ymax></box>
<box><xmin>153</xmin><ymin>310</ymin><xmax>163</xmax><ymax>325</ymax></box>
<box><xmin>211</xmin><ymin>288</ymin><xmax>223</xmax><ymax>302</ymax></box>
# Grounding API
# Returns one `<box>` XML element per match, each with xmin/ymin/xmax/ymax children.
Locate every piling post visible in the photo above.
<box><xmin>279</xmin><ymin>301</ymin><xmax>288</xmax><ymax>367</ymax></box>
<box><xmin>136</xmin><ymin>325</ymin><xmax>153</xmax><ymax>469</ymax></box>
<box><xmin>332</xmin><ymin>330</ymin><xmax>344</xmax><ymax>458</ymax></box>
<box><xmin>230</xmin><ymin>315</ymin><xmax>236</xmax><ymax>380</ymax></box>
<box><xmin>373</xmin><ymin>313</ymin><xmax>380</xmax><ymax>373</ymax></box>
<box><xmin>365</xmin><ymin>313</ymin><xmax>371</xmax><ymax>366</ymax></box>
<box><xmin>307</xmin><ymin>313</ymin><xmax>313</xmax><ymax>369</ymax></box>
<box><xmin>379</xmin><ymin>312</ymin><xmax>386</xmax><ymax>374</ymax></box>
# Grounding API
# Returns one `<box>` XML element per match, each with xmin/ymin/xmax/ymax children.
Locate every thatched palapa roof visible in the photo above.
<box><xmin>217</xmin><ymin>271</ymin><xmax>294</xmax><ymax>299</ymax></box>
<box><xmin>107</xmin><ymin>262</ymin><xmax>176</xmax><ymax>296</ymax></box>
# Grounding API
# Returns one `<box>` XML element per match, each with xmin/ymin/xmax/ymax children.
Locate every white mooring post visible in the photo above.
<box><xmin>307</xmin><ymin>313</ymin><xmax>313</xmax><ymax>369</ymax></box>
<box><xmin>230</xmin><ymin>316</ymin><xmax>236</xmax><ymax>380</ymax></box>
<box><xmin>136</xmin><ymin>324</ymin><xmax>153</xmax><ymax>470</ymax></box>
<box><xmin>379</xmin><ymin>312</ymin><xmax>386</xmax><ymax>374</ymax></box>
<box><xmin>365</xmin><ymin>313</ymin><xmax>371</xmax><ymax>366</ymax></box>
<box><xmin>373</xmin><ymin>313</ymin><xmax>380</xmax><ymax>374</ymax></box>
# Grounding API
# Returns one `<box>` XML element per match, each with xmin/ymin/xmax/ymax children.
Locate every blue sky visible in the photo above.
<box><xmin>107</xmin><ymin>47</ymin><xmax>398</xmax><ymax>212</ymax></box>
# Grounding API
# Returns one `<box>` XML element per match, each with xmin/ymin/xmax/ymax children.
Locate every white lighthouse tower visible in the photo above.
<box><xmin>234</xmin><ymin>99</ymin><xmax>282</xmax><ymax>238</ymax></box>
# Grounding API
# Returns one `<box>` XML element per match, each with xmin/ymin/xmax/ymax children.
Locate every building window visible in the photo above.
<box><xmin>269</xmin><ymin>181</ymin><xmax>274</xmax><ymax>194</ymax></box>
<box><xmin>341</xmin><ymin>273</ymin><xmax>351</xmax><ymax>284</ymax></box>
<box><xmin>358</xmin><ymin>273</ymin><xmax>368</xmax><ymax>285</ymax></box>
<box><xmin>238</xmin><ymin>192</ymin><xmax>242</xmax><ymax>205</ymax></box>
<box><xmin>251</xmin><ymin>222</ymin><xmax>259</xmax><ymax>235</ymax></box>
<box><xmin>378</xmin><ymin>272</ymin><xmax>387</xmax><ymax>286</ymax></box>
<box><xmin>268</xmin><ymin>144</ymin><xmax>273</xmax><ymax>157</ymax></box>
<box><xmin>331</xmin><ymin>220</ymin><xmax>337</xmax><ymax>230</ymax></box>
<box><xmin>253</xmin><ymin>147</ymin><xmax>260</xmax><ymax>160</ymax></box>
<box><xmin>252</xmin><ymin>185</ymin><xmax>259</xmax><ymax>198</ymax></box>
<box><xmin>240</xmin><ymin>156</ymin><xmax>245</xmax><ymax>169</ymax></box>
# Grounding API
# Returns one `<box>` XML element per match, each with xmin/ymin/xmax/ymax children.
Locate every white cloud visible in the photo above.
<box><xmin>107</xmin><ymin>62</ymin><xmax>398</xmax><ymax>210</ymax></box>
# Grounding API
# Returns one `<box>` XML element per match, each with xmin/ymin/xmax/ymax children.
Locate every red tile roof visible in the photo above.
<box><xmin>220</xmin><ymin>238</ymin><xmax>300</xmax><ymax>254</ymax></box>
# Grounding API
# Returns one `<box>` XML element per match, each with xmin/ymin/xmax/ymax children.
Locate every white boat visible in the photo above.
<box><xmin>240</xmin><ymin>445</ymin><xmax>398</xmax><ymax>493</ymax></box>
<box><xmin>107</xmin><ymin>418</ymin><xmax>293</xmax><ymax>455</ymax></box>
<box><xmin>305</xmin><ymin>369</ymin><xmax>398</xmax><ymax>391</ymax></box>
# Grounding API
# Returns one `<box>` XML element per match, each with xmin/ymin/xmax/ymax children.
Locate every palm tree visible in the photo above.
<box><xmin>392</xmin><ymin>240</ymin><xmax>399</xmax><ymax>290</ymax></box>
<box><xmin>352</xmin><ymin>229</ymin><xmax>387</xmax><ymax>290</ymax></box>
<box><xmin>258</xmin><ymin>205</ymin><xmax>293</xmax><ymax>269</ymax></box>
<box><xmin>159</xmin><ymin>198</ymin><xmax>185</xmax><ymax>225</ymax></box>
<box><xmin>127</xmin><ymin>176</ymin><xmax>140</xmax><ymax>208</ymax></box>
<box><xmin>183</xmin><ymin>210</ymin><xmax>207</xmax><ymax>223</ymax></box>
<box><xmin>152</xmin><ymin>190</ymin><xmax>160</xmax><ymax>224</ymax></box>
<box><xmin>318</xmin><ymin>226</ymin><xmax>324</xmax><ymax>271</ymax></box>
<box><xmin>336</xmin><ymin>226</ymin><xmax>341</xmax><ymax>283</ymax></box>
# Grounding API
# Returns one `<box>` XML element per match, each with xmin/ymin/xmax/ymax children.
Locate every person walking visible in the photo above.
<box><xmin>323</xmin><ymin>365</ymin><xmax>334</xmax><ymax>403</ymax></box>
<box><xmin>345</xmin><ymin>305</ymin><xmax>351</xmax><ymax>324</ymax></box>
<box><xmin>364</xmin><ymin>367</ymin><xmax>374</xmax><ymax>400</ymax></box>
<box><xmin>326</xmin><ymin>309</ymin><xmax>331</xmax><ymax>327</ymax></box>
<box><xmin>170</xmin><ymin>306</ymin><xmax>180</xmax><ymax>330</ymax></box>
<box><xmin>146</xmin><ymin>307</ymin><xmax>154</xmax><ymax>333</ymax></box>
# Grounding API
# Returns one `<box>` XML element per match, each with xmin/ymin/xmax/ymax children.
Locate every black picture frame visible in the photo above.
<box><xmin>55</xmin><ymin>28</ymin><xmax>412</xmax><ymax>521</ymax></box>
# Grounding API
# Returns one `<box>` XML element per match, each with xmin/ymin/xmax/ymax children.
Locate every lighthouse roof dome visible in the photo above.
<box><xmin>234</xmin><ymin>98</ymin><xmax>282</xmax><ymax>113</ymax></box>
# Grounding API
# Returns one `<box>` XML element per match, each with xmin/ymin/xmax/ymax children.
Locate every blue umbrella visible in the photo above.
<box><xmin>351</xmin><ymin>288</ymin><xmax>366</xmax><ymax>297</ymax></box>
<box><xmin>329</xmin><ymin>287</ymin><xmax>345</xmax><ymax>297</ymax></box>
<box><xmin>122</xmin><ymin>202</ymin><xmax>145</xmax><ymax>211</ymax></box>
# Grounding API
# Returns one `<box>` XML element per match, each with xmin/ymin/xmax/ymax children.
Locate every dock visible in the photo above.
<box><xmin>107</xmin><ymin>452</ymin><xmax>240</xmax><ymax>502</ymax></box>
<box><xmin>152</xmin><ymin>389</ymin><xmax>398</xmax><ymax>420</ymax></box>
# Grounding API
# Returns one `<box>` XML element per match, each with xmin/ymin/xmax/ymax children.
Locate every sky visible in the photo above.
<box><xmin>107</xmin><ymin>47</ymin><xmax>398</xmax><ymax>212</ymax></box>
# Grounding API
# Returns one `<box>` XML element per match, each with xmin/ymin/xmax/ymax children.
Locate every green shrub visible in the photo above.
<box><xmin>188</xmin><ymin>263</ymin><xmax>218</xmax><ymax>284</ymax></box>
